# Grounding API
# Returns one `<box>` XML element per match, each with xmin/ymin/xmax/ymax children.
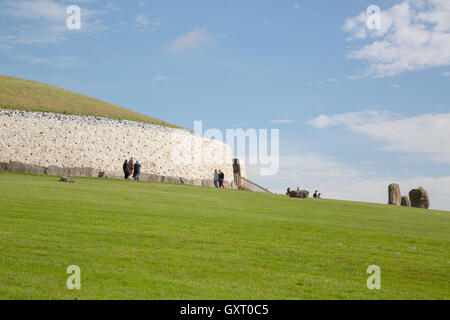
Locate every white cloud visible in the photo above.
<box><xmin>308</xmin><ymin>110</ymin><xmax>450</xmax><ymax>164</ymax></box>
<box><xmin>0</xmin><ymin>44</ymin><xmax>13</xmax><ymax>53</ymax></box>
<box><xmin>343</xmin><ymin>0</ymin><xmax>450</xmax><ymax>77</ymax></box>
<box><xmin>151</xmin><ymin>75</ymin><xmax>174</xmax><ymax>83</ymax></box>
<box><xmin>14</xmin><ymin>54</ymin><xmax>83</xmax><ymax>68</ymax></box>
<box><xmin>270</xmin><ymin>119</ymin><xmax>296</xmax><ymax>124</ymax></box>
<box><xmin>293</xmin><ymin>4</ymin><xmax>300</xmax><ymax>9</ymax></box>
<box><xmin>0</xmin><ymin>0</ymin><xmax>109</xmax><ymax>44</ymax></box>
<box><xmin>246</xmin><ymin>153</ymin><xmax>360</xmax><ymax>192</ymax></box>
<box><xmin>5</xmin><ymin>0</ymin><xmax>67</xmax><ymax>22</ymax></box>
<box><xmin>247</xmin><ymin>153</ymin><xmax>450</xmax><ymax>211</ymax></box>
<box><xmin>232</xmin><ymin>122</ymin><xmax>249</xmax><ymax>128</ymax></box>
<box><xmin>105</xmin><ymin>2</ymin><xmax>119</xmax><ymax>11</ymax></box>
<box><xmin>307</xmin><ymin>78</ymin><xmax>339</xmax><ymax>86</ymax></box>
<box><xmin>135</xmin><ymin>14</ymin><xmax>160</xmax><ymax>30</ymax></box>
<box><xmin>390</xmin><ymin>84</ymin><xmax>400</xmax><ymax>88</ymax></box>
<box><xmin>347</xmin><ymin>74</ymin><xmax>364</xmax><ymax>81</ymax></box>
<box><xmin>443</xmin><ymin>71</ymin><xmax>450</xmax><ymax>77</ymax></box>
<box><xmin>169</xmin><ymin>27</ymin><xmax>226</xmax><ymax>54</ymax></box>
<box><xmin>135</xmin><ymin>14</ymin><xmax>149</xmax><ymax>28</ymax></box>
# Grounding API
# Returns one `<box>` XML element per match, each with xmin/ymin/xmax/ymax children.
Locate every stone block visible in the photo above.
<box><xmin>163</xmin><ymin>176</ymin><xmax>182</xmax><ymax>184</ymax></box>
<box><xmin>5</xmin><ymin>161</ymin><xmax>46</xmax><ymax>175</ymax></box>
<box><xmin>46</xmin><ymin>165</ymin><xmax>69</xmax><ymax>176</ymax></box>
<box><xmin>409</xmin><ymin>187</ymin><xmax>430</xmax><ymax>209</ymax></box>
<box><xmin>140</xmin><ymin>173</ymin><xmax>163</xmax><ymax>182</ymax></box>
<box><xmin>401</xmin><ymin>196</ymin><xmax>411</xmax><ymax>207</ymax></box>
<box><xmin>388</xmin><ymin>183</ymin><xmax>401</xmax><ymax>206</ymax></box>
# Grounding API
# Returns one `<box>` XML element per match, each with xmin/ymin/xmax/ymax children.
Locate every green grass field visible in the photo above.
<box><xmin>0</xmin><ymin>75</ymin><xmax>179</xmax><ymax>128</ymax></box>
<box><xmin>0</xmin><ymin>171</ymin><xmax>448</xmax><ymax>300</ymax></box>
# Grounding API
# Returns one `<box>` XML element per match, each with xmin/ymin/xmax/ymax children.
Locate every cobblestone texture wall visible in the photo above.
<box><xmin>0</xmin><ymin>109</ymin><xmax>236</xmax><ymax>184</ymax></box>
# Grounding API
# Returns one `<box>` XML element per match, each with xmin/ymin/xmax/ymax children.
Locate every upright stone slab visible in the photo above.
<box><xmin>388</xmin><ymin>183</ymin><xmax>401</xmax><ymax>206</ymax></box>
<box><xmin>409</xmin><ymin>187</ymin><xmax>430</xmax><ymax>209</ymax></box>
<box><xmin>401</xmin><ymin>196</ymin><xmax>411</xmax><ymax>207</ymax></box>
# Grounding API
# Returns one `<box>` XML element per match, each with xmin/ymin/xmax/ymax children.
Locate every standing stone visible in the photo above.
<box><xmin>401</xmin><ymin>196</ymin><xmax>411</xmax><ymax>207</ymax></box>
<box><xmin>388</xmin><ymin>183</ymin><xmax>401</xmax><ymax>206</ymax></box>
<box><xmin>409</xmin><ymin>187</ymin><xmax>430</xmax><ymax>209</ymax></box>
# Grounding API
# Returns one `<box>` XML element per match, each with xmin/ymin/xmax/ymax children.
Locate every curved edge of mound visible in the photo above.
<box><xmin>0</xmin><ymin>75</ymin><xmax>181</xmax><ymax>129</ymax></box>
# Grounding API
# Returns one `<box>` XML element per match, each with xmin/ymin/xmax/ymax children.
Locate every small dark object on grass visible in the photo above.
<box><xmin>59</xmin><ymin>176</ymin><xmax>75</xmax><ymax>183</ymax></box>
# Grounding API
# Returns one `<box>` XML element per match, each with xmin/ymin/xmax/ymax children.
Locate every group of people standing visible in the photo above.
<box><xmin>121</xmin><ymin>162</ymin><xmax>226</xmax><ymax>187</ymax></box>
<box><xmin>213</xmin><ymin>169</ymin><xmax>225</xmax><ymax>188</ymax></box>
<box><xmin>123</xmin><ymin>158</ymin><xmax>141</xmax><ymax>180</ymax></box>
<box><xmin>313</xmin><ymin>190</ymin><xmax>322</xmax><ymax>199</ymax></box>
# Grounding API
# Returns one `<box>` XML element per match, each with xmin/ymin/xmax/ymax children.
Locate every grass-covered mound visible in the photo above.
<box><xmin>0</xmin><ymin>75</ymin><xmax>178</xmax><ymax>128</ymax></box>
<box><xmin>0</xmin><ymin>171</ymin><xmax>448</xmax><ymax>299</ymax></box>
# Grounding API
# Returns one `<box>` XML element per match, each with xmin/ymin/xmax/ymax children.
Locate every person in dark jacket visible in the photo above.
<box><xmin>218</xmin><ymin>170</ymin><xmax>224</xmax><ymax>188</ymax></box>
<box><xmin>123</xmin><ymin>160</ymin><xmax>129</xmax><ymax>179</ymax></box>
<box><xmin>213</xmin><ymin>169</ymin><xmax>219</xmax><ymax>188</ymax></box>
<box><xmin>133</xmin><ymin>161</ymin><xmax>141</xmax><ymax>181</ymax></box>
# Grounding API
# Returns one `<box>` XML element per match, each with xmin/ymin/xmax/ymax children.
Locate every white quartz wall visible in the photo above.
<box><xmin>0</xmin><ymin>109</ymin><xmax>235</xmax><ymax>181</ymax></box>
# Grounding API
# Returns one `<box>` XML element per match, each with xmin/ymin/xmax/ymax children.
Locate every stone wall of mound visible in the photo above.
<box><xmin>0</xmin><ymin>109</ymin><xmax>237</xmax><ymax>186</ymax></box>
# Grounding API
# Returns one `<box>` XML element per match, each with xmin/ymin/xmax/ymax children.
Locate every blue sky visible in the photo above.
<box><xmin>1</xmin><ymin>0</ymin><xmax>449</xmax><ymax>210</ymax></box>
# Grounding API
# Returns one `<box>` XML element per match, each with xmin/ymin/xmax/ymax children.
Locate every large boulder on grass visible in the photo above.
<box><xmin>289</xmin><ymin>190</ymin><xmax>309</xmax><ymax>199</ymax></box>
<box><xmin>401</xmin><ymin>196</ymin><xmax>411</xmax><ymax>207</ymax></box>
<box><xmin>409</xmin><ymin>187</ymin><xmax>430</xmax><ymax>209</ymax></box>
<box><xmin>388</xmin><ymin>183</ymin><xmax>401</xmax><ymax>206</ymax></box>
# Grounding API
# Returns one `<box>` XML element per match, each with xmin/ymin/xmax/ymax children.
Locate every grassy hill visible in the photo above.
<box><xmin>0</xmin><ymin>75</ymin><xmax>179</xmax><ymax>128</ymax></box>
<box><xmin>0</xmin><ymin>172</ymin><xmax>448</xmax><ymax>299</ymax></box>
